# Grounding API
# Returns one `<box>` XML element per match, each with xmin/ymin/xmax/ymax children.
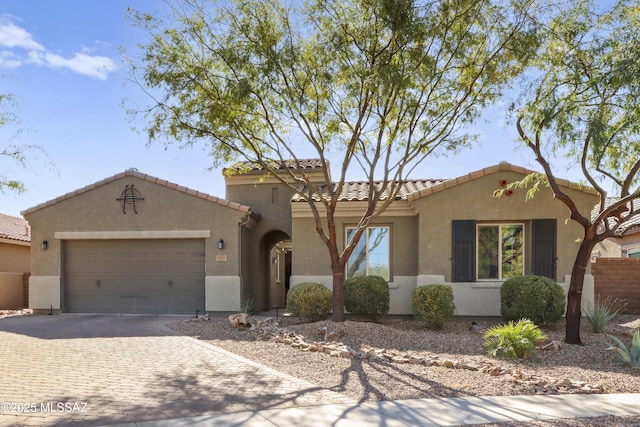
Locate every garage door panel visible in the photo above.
<box><xmin>64</xmin><ymin>239</ymin><xmax>205</xmax><ymax>314</ymax></box>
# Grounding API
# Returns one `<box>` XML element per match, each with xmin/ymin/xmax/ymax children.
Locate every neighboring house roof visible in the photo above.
<box><xmin>591</xmin><ymin>198</ymin><xmax>640</xmax><ymax>236</ymax></box>
<box><xmin>292</xmin><ymin>161</ymin><xmax>595</xmax><ymax>203</ymax></box>
<box><xmin>21</xmin><ymin>168</ymin><xmax>260</xmax><ymax>220</ymax></box>
<box><xmin>0</xmin><ymin>213</ymin><xmax>30</xmax><ymax>244</ymax></box>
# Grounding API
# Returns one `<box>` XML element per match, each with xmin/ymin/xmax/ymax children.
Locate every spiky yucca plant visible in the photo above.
<box><xmin>583</xmin><ymin>297</ymin><xmax>624</xmax><ymax>333</ymax></box>
<box><xmin>483</xmin><ymin>318</ymin><xmax>546</xmax><ymax>360</ymax></box>
<box><xmin>607</xmin><ymin>329</ymin><xmax>640</xmax><ymax>369</ymax></box>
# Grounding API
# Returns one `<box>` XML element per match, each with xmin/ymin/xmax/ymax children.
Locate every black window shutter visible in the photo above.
<box><xmin>532</xmin><ymin>219</ymin><xmax>557</xmax><ymax>280</ymax></box>
<box><xmin>452</xmin><ymin>220</ymin><xmax>476</xmax><ymax>282</ymax></box>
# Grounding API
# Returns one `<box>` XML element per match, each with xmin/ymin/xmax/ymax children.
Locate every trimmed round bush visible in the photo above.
<box><xmin>500</xmin><ymin>275</ymin><xmax>565</xmax><ymax>324</ymax></box>
<box><xmin>344</xmin><ymin>275</ymin><xmax>390</xmax><ymax>321</ymax></box>
<box><xmin>412</xmin><ymin>284</ymin><xmax>455</xmax><ymax>329</ymax></box>
<box><xmin>286</xmin><ymin>283</ymin><xmax>332</xmax><ymax>322</ymax></box>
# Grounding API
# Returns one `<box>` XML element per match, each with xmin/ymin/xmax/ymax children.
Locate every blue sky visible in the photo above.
<box><xmin>0</xmin><ymin>0</ymin><xmax>552</xmax><ymax>218</ymax></box>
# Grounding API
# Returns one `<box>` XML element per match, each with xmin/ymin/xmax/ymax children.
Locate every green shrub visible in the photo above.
<box><xmin>583</xmin><ymin>296</ymin><xmax>624</xmax><ymax>333</ymax></box>
<box><xmin>344</xmin><ymin>275</ymin><xmax>390</xmax><ymax>321</ymax></box>
<box><xmin>483</xmin><ymin>318</ymin><xmax>547</xmax><ymax>360</ymax></box>
<box><xmin>607</xmin><ymin>329</ymin><xmax>640</xmax><ymax>369</ymax></box>
<box><xmin>286</xmin><ymin>283</ymin><xmax>332</xmax><ymax>322</ymax></box>
<box><xmin>500</xmin><ymin>275</ymin><xmax>565</xmax><ymax>324</ymax></box>
<box><xmin>412</xmin><ymin>284</ymin><xmax>455</xmax><ymax>329</ymax></box>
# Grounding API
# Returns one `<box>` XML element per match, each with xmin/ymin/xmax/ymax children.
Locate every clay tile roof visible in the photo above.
<box><xmin>21</xmin><ymin>169</ymin><xmax>259</xmax><ymax>220</ymax></box>
<box><xmin>292</xmin><ymin>179</ymin><xmax>443</xmax><ymax>202</ymax></box>
<box><xmin>592</xmin><ymin>198</ymin><xmax>640</xmax><ymax>236</ymax></box>
<box><xmin>0</xmin><ymin>214</ymin><xmax>30</xmax><ymax>244</ymax></box>
<box><xmin>224</xmin><ymin>159</ymin><xmax>325</xmax><ymax>174</ymax></box>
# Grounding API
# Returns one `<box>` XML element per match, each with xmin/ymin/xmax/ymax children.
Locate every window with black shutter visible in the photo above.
<box><xmin>531</xmin><ymin>219</ymin><xmax>557</xmax><ymax>280</ymax></box>
<box><xmin>451</xmin><ymin>220</ymin><xmax>476</xmax><ymax>282</ymax></box>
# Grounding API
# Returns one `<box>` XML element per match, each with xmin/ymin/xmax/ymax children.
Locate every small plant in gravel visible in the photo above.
<box><xmin>583</xmin><ymin>296</ymin><xmax>625</xmax><ymax>333</ymax></box>
<box><xmin>606</xmin><ymin>329</ymin><xmax>640</xmax><ymax>369</ymax></box>
<box><xmin>483</xmin><ymin>318</ymin><xmax>546</xmax><ymax>360</ymax></box>
<box><xmin>344</xmin><ymin>275</ymin><xmax>390</xmax><ymax>321</ymax></box>
<box><xmin>286</xmin><ymin>283</ymin><xmax>332</xmax><ymax>322</ymax></box>
<box><xmin>500</xmin><ymin>275</ymin><xmax>565</xmax><ymax>324</ymax></box>
<box><xmin>412</xmin><ymin>284</ymin><xmax>455</xmax><ymax>329</ymax></box>
<box><xmin>238</xmin><ymin>297</ymin><xmax>255</xmax><ymax>315</ymax></box>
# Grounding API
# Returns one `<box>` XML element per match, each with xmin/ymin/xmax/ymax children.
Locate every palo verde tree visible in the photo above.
<box><xmin>129</xmin><ymin>0</ymin><xmax>541</xmax><ymax>321</ymax></box>
<box><xmin>514</xmin><ymin>0</ymin><xmax>640</xmax><ymax>344</ymax></box>
<box><xmin>0</xmin><ymin>88</ymin><xmax>37</xmax><ymax>194</ymax></box>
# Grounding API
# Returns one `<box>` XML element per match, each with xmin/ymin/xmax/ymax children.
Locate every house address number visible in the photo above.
<box><xmin>216</xmin><ymin>255</ymin><xmax>228</xmax><ymax>262</ymax></box>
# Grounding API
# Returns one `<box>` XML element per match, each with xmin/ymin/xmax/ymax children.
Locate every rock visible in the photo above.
<box><xmin>537</xmin><ymin>340</ymin><xmax>562</xmax><ymax>351</ymax></box>
<box><xmin>228</xmin><ymin>313</ymin><xmax>249</xmax><ymax>328</ymax></box>
<box><xmin>469</xmin><ymin>321</ymin><xmax>486</xmax><ymax>334</ymax></box>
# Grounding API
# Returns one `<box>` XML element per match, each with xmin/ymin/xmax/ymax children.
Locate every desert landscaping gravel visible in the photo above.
<box><xmin>170</xmin><ymin>313</ymin><xmax>640</xmax><ymax>427</ymax></box>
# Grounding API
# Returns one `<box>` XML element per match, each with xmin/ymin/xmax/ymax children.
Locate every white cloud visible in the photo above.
<box><xmin>0</xmin><ymin>50</ymin><xmax>21</xmax><ymax>68</ymax></box>
<box><xmin>0</xmin><ymin>17</ymin><xmax>117</xmax><ymax>79</ymax></box>
<box><xmin>41</xmin><ymin>51</ymin><xmax>118</xmax><ymax>80</ymax></box>
<box><xmin>0</xmin><ymin>20</ymin><xmax>44</xmax><ymax>51</ymax></box>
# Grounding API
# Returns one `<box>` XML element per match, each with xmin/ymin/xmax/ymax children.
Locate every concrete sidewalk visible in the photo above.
<box><xmin>113</xmin><ymin>393</ymin><xmax>640</xmax><ymax>426</ymax></box>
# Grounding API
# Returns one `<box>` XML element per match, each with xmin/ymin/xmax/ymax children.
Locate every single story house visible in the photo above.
<box><xmin>23</xmin><ymin>161</ymin><xmax>599</xmax><ymax>316</ymax></box>
<box><xmin>0</xmin><ymin>213</ymin><xmax>31</xmax><ymax>309</ymax></box>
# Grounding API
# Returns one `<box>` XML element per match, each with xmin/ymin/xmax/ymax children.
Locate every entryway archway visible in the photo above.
<box><xmin>259</xmin><ymin>230</ymin><xmax>292</xmax><ymax>311</ymax></box>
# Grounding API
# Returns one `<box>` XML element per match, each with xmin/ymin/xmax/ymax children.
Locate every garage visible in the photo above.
<box><xmin>64</xmin><ymin>239</ymin><xmax>205</xmax><ymax>314</ymax></box>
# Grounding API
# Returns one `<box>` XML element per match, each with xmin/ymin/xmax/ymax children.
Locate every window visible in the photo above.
<box><xmin>452</xmin><ymin>219</ymin><xmax>555</xmax><ymax>282</ymax></box>
<box><xmin>346</xmin><ymin>226</ymin><xmax>390</xmax><ymax>280</ymax></box>
<box><xmin>477</xmin><ymin>224</ymin><xmax>524</xmax><ymax>280</ymax></box>
<box><xmin>624</xmin><ymin>246</ymin><xmax>640</xmax><ymax>258</ymax></box>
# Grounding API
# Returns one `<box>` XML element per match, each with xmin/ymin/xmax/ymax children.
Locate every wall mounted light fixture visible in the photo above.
<box><xmin>218</xmin><ymin>239</ymin><xmax>224</xmax><ymax>249</ymax></box>
<box><xmin>41</xmin><ymin>240</ymin><xmax>48</xmax><ymax>250</ymax></box>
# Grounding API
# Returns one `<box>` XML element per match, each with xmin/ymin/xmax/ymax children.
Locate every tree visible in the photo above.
<box><xmin>0</xmin><ymin>91</ymin><xmax>28</xmax><ymax>193</ymax></box>
<box><xmin>513</xmin><ymin>0</ymin><xmax>640</xmax><ymax>344</ymax></box>
<box><xmin>129</xmin><ymin>0</ymin><xmax>541</xmax><ymax>321</ymax></box>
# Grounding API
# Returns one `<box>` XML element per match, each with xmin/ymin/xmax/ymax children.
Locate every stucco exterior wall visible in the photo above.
<box><xmin>291</xmin><ymin>211</ymin><xmax>418</xmax><ymax>278</ymax></box>
<box><xmin>411</xmin><ymin>170</ymin><xmax>598</xmax><ymax>281</ymax></box>
<box><xmin>0</xmin><ymin>272</ymin><xmax>24</xmax><ymax>309</ymax></box>
<box><xmin>595</xmin><ymin>231</ymin><xmax>640</xmax><ymax>258</ymax></box>
<box><xmin>291</xmin><ymin>169</ymin><xmax>599</xmax><ymax>316</ymax></box>
<box><xmin>23</xmin><ymin>174</ymin><xmax>248</xmax><ymax>312</ymax></box>
<box><xmin>226</xmin><ymin>180</ymin><xmax>296</xmax><ymax>310</ymax></box>
<box><xmin>0</xmin><ymin>241</ymin><xmax>30</xmax><ymax>274</ymax></box>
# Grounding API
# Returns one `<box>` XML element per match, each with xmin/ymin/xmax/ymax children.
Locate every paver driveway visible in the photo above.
<box><xmin>0</xmin><ymin>315</ymin><xmax>354</xmax><ymax>426</ymax></box>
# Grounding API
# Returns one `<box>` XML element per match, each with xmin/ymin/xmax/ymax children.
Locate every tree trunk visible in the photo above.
<box><xmin>331</xmin><ymin>265</ymin><xmax>345</xmax><ymax>322</ymax></box>
<box><xmin>565</xmin><ymin>239</ymin><xmax>593</xmax><ymax>345</ymax></box>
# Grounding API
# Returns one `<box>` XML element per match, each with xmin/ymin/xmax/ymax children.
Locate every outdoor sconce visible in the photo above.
<box><xmin>218</xmin><ymin>239</ymin><xmax>224</xmax><ymax>249</ymax></box>
<box><xmin>41</xmin><ymin>240</ymin><xmax>48</xmax><ymax>250</ymax></box>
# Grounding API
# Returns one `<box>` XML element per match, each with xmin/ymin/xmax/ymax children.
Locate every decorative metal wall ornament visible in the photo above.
<box><xmin>116</xmin><ymin>184</ymin><xmax>144</xmax><ymax>214</ymax></box>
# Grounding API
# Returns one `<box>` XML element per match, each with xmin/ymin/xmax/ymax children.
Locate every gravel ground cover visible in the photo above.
<box><xmin>169</xmin><ymin>313</ymin><xmax>640</xmax><ymax>426</ymax></box>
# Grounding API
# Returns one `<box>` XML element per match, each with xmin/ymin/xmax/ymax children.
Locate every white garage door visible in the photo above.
<box><xmin>64</xmin><ymin>239</ymin><xmax>205</xmax><ymax>314</ymax></box>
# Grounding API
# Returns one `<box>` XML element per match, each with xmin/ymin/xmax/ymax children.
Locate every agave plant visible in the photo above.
<box><xmin>606</xmin><ymin>329</ymin><xmax>640</xmax><ymax>369</ymax></box>
<box><xmin>582</xmin><ymin>297</ymin><xmax>624</xmax><ymax>333</ymax></box>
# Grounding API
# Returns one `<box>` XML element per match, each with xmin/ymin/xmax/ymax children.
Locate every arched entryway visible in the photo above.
<box><xmin>259</xmin><ymin>230</ymin><xmax>292</xmax><ymax>311</ymax></box>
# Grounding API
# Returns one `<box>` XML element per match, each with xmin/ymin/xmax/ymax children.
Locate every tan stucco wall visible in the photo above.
<box><xmin>595</xmin><ymin>231</ymin><xmax>640</xmax><ymax>258</ymax></box>
<box><xmin>291</xmin><ymin>212</ymin><xmax>418</xmax><ymax>278</ymax></box>
<box><xmin>23</xmin><ymin>174</ymin><xmax>248</xmax><ymax>312</ymax></box>
<box><xmin>0</xmin><ymin>272</ymin><xmax>24</xmax><ymax>309</ymax></box>
<box><xmin>290</xmin><ymin>170</ymin><xmax>599</xmax><ymax>316</ymax></box>
<box><xmin>226</xmin><ymin>180</ymin><xmax>297</xmax><ymax>310</ymax></box>
<box><xmin>0</xmin><ymin>241</ymin><xmax>30</xmax><ymax>273</ymax></box>
<box><xmin>411</xmin><ymin>170</ymin><xmax>598</xmax><ymax>281</ymax></box>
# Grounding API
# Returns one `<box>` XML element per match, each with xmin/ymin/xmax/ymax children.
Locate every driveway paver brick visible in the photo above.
<box><xmin>0</xmin><ymin>315</ymin><xmax>355</xmax><ymax>426</ymax></box>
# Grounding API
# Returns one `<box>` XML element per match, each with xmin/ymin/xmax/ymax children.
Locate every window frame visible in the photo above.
<box><xmin>476</xmin><ymin>222</ymin><xmax>525</xmax><ymax>281</ymax></box>
<box><xmin>624</xmin><ymin>245</ymin><xmax>640</xmax><ymax>258</ymax></box>
<box><xmin>345</xmin><ymin>225</ymin><xmax>391</xmax><ymax>281</ymax></box>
